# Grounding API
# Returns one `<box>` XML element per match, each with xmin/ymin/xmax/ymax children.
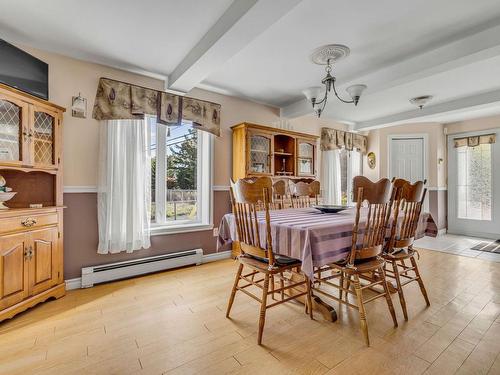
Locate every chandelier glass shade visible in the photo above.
<box><xmin>303</xmin><ymin>44</ymin><xmax>367</xmax><ymax>117</ymax></box>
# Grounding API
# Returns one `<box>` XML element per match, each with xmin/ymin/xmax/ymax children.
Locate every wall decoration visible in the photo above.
<box><xmin>367</xmin><ymin>152</ymin><xmax>376</xmax><ymax>169</ymax></box>
<box><xmin>71</xmin><ymin>93</ymin><xmax>87</xmax><ymax>118</ymax></box>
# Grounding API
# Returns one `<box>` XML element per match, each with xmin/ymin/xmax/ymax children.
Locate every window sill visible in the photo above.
<box><xmin>150</xmin><ymin>223</ymin><xmax>213</xmax><ymax>236</ymax></box>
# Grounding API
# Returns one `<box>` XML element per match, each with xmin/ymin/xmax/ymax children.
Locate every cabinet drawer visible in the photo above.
<box><xmin>0</xmin><ymin>213</ymin><xmax>58</xmax><ymax>234</ymax></box>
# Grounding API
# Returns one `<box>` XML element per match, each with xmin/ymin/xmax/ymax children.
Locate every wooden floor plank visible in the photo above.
<box><xmin>0</xmin><ymin>249</ymin><xmax>499</xmax><ymax>375</ymax></box>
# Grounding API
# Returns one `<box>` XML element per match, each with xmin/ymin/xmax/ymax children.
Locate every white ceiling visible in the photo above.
<box><xmin>0</xmin><ymin>0</ymin><xmax>234</xmax><ymax>75</ymax></box>
<box><xmin>2</xmin><ymin>0</ymin><xmax>500</xmax><ymax>128</ymax></box>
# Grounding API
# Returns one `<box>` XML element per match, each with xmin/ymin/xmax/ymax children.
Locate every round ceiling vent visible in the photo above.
<box><xmin>310</xmin><ymin>44</ymin><xmax>351</xmax><ymax>65</ymax></box>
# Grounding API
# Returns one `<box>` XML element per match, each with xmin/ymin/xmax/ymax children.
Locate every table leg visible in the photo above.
<box><xmin>285</xmin><ymin>271</ymin><xmax>338</xmax><ymax>322</ymax></box>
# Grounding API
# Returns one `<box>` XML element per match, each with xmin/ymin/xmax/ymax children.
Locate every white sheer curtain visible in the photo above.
<box><xmin>321</xmin><ymin>150</ymin><xmax>342</xmax><ymax>205</ymax></box>
<box><xmin>97</xmin><ymin>119</ymin><xmax>151</xmax><ymax>254</ymax></box>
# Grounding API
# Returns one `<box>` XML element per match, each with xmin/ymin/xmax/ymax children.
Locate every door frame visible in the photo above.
<box><xmin>447</xmin><ymin>128</ymin><xmax>500</xmax><ymax>239</ymax></box>
<box><xmin>387</xmin><ymin>133</ymin><xmax>428</xmax><ymax>183</ymax></box>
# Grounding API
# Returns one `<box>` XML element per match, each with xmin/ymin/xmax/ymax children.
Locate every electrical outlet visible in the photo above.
<box><xmin>213</xmin><ymin>227</ymin><xmax>219</xmax><ymax>237</ymax></box>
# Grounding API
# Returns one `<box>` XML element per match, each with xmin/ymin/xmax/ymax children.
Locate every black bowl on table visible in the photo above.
<box><xmin>312</xmin><ymin>204</ymin><xmax>350</xmax><ymax>214</ymax></box>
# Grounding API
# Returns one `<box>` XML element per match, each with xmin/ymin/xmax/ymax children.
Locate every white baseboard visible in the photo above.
<box><xmin>437</xmin><ymin>228</ymin><xmax>447</xmax><ymax>236</ymax></box>
<box><xmin>64</xmin><ymin>250</ymin><xmax>232</xmax><ymax>290</ymax></box>
<box><xmin>65</xmin><ymin>278</ymin><xmax>82</xmax><ymax>290</ymax></box>
<box><xmin>202</xmin><ymin>250</ymin><xmax>232</xmax><ymax>263</ymax></box>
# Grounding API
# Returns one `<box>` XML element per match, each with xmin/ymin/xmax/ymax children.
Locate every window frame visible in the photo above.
<box><xmin>339</xmin><ymin>148</ymin><xmax>363</xmax><ymax>205</ymax></box>
<box><xmin>150</xmin><ymin>119</ymin><xmax>214</xmax><ymax>236</ymax></box>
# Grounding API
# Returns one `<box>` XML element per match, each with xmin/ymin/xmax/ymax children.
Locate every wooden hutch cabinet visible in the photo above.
<box><xmin>0</xmin><ymin>83</ymin><xmax>65</xmax><ymax>322</ymax></box>
<box><xmin>231</xmin><ymin>122</ymin><xmax>318</xmax><ymax>181</ymax></box>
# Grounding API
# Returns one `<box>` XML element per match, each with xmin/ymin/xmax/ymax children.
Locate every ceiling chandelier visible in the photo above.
<box><xmin>303</xmin><ymin>44</ymin><xmax>367</xmax><ymax>117</ymax></box>
<box><xmin>409</xmin><ymin>95</ymin><xmax>433</xmax><ymax>109</ymax></box>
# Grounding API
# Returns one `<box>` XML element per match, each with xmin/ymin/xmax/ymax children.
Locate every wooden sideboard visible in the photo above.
<box><xmin>231</xmin><ymin>122</ymin><xmax>319</xmax><ymax>181</ymax></box>
<box><xmin>0</xmin><ymin>83</ymin><xmax>65</xmax><ymax>322</ymax></box>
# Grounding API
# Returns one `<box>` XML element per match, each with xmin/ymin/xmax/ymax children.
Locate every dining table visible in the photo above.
<box><xmin>218</xmin><ymin>206</ymin><xmax>438</xmax><ymax>322</ymax></box>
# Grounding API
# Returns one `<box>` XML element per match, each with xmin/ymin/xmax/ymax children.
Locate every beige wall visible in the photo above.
<box><xmin>364</xmin><ymin>129</ymin><xmax>380</xmax><ymax>181</ymax></box>
<box><xmin>23</xmin><ymin>46</ymin><xmax>164</xmax><ymax>186</ymax></box>
<box><xmin>363</xmin><ymin>122</ymin><xmax>446</xmax><ymax>188</ymax></box>
<box><xmin>445</xmin><ymin>114</ymin><xmax>500</xmax><ymax>135</ymax></box>
<box><xmin>22</xmin><ymin>46</ymin><xmax>281</xmax><ymax>188</ymax></box>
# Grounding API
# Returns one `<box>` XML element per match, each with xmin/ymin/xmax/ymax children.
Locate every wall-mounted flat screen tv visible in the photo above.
<box><xmin>0</xmin><ymin>39</ymin><xmax>48</xmax><ymax>100</ymax></box>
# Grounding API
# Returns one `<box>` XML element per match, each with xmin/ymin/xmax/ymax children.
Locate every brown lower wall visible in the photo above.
<box><xmin>428</xmin><ymin>189</ymin><xmax>447</xmax><ymax>231</ymax></box>
<box><xmin>62</xmin><ymin>190</ymin><xmax>231</xmax><ymax>279</ymax></box>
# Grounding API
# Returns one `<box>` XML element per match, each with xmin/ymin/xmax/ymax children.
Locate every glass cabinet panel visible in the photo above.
<box><xmin>299</xmin><ymin>142</ymin><xmax>314</xmax><ymax>158</ymax></box>
<box><xmin>0</xmin><ymin>100</ymin><xmax>22</xmax><ymax>162</ymax></box>
<box><xmin>33</xmin><ymin>111</ymin><xmax>55</xmax><ymax>166</ymax></box>
<box><xmin>297</xmin><ymin>141</ymin><xmax>315</xmax><ymax>176</ymax></box>
<box><xmin>249</xmin><ymin>134</ymin><xmax>271</xmax><ymax>174</ymax></box>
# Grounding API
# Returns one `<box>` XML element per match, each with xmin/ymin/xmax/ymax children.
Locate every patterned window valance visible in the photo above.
<box><xmin>453</xmin><ymin>134</ymin><xmax>496</xmax><ymax>148</ymax></box>
<box><xmin>320</xmin><ymin>127</ymin><xmax>368</xmax><ymax>154</ymax></box>
<box><xmin>92</xmin><ymin>78</ymin><xmax>221</xmax><ymax>136</ymax></box>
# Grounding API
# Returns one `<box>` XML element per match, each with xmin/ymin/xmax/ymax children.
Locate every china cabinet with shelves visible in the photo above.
<box><xmin>0</xmin><ymin>82</ymin><xmax>65</xmax><ymax>322</ymax></box>
<box><xmin>231</xmin><ymin>122</ymin><xmax>318</xmax><ymax>181</ymax></box>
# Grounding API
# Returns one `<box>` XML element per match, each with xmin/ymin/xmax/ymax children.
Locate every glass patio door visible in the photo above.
<box><xmin>448</xmin><ymin>129</ymin><xmax>500</xmax><ymax>238</ymax></box>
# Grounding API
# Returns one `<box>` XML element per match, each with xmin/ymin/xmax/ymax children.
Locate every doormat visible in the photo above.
<box><xmin>470</xmin><ymin>240</ymin><xmax>500</xmax><ymax>252</ymax></box>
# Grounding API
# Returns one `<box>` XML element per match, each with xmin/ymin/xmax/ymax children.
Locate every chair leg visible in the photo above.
<box><xmin>410</xmin><ymin>255</ymin><xmax>430</xmax><ymax>306</ymax></box>
<box><xmin>258</xmin><ymin>274</ymin><xmax>270</xmax><ymax>345</ymax></box>
<box><xmin>305</xmin><ymin>277</ymin><xmax>314</xmax><ymax>320</ymax></box>
<box><xmin>226</xmin><ymin>263</ymin><xmax>244</xmax><ymax>318</ymax></box>
<box><xmin>380</xmin><ymin>267</ymin><xmax>398</xmax><ymax>328</ymax></box>
<box><xmin>353</xmin><ymin>274</ymin><xmax>370</xmax><ymax>346</ymax></box>
<box><xmin>391</xmin><ymin>260</ymin><xmax>408</xmax><ymax>321</ymax></box>
<box><xmin>339</xmin><ymin>271</ymin><xmax>344</xmax><ymax>301</ymax></box>
<box><xmin>270</xmin><ymin>274</ymin><xmax>276</xmax><ymax>301</ymax></box>
<box><xmin>280</xmin><ymin>272</ymin><xmax>285</xmax><ymax>301</ymax></box>
<box><xmin>345</xmin><ymin>274</ymin><xmax>352</xmax><ymax>302</ymax></box>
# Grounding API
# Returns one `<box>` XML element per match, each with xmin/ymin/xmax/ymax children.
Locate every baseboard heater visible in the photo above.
<box><xmin>81</xmin><ymin>249</ymin><xmax>203</xmax><ymax>288</ymax></box>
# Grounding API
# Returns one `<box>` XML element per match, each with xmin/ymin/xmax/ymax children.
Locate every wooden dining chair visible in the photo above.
<box><xmin>226</xmin><ymin>177</ymin><xmax>313</xmax><ymax>345</ymax></box>
<box><xmin>384</xmin><ymin>178</ymin><xmax>430</xmax><ymax>320</ymax></box>
<box><xmin>352</xmin><ymin>176</ymin><xmax>390</xmax><ymax>202</ymax></box>
<box><xmin>314</xmin><ymin>177</ymin><xmax>398</xmax><ymax>346</ymax></box>
<box><xmin>291</xmin><ymin>180</ymin><xmax>319</xmax><ymax>208</ymax></box>
<box><xmin>231</xmin><ymin>177</ymin><xmax>281</xmax><ymax>210</ymax></box>
<box><xmin>272</xmin><ymin>179</ymin><xmax>290</xmax><ymax>209</ymax></box>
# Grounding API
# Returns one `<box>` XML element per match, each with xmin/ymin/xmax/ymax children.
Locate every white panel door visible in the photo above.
<box><xmin>389</xmin><ymin>138</ymin><xmax>425</xmax><ymax>183</ymax></box>
<box><xmin>448</xmin><ymin>129</ymin><xmax>500</xmax><ymax>238</ymax></box>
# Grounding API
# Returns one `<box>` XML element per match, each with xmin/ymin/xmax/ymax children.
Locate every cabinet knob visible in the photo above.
<box><xmin>21</xmin><ymin>217</ymin><xmax>37</xmax><ymax>227</ymax></box>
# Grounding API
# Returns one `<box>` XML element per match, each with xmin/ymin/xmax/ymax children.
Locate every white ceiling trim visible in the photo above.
<box><xmin>281</xmin><ymin>23</ymin><xmax>500</xmax><ymax>120</ymax></box>
<box><xmin>168</xmin><ymin>0</ymin><xmax>303</xmax><ymax>92</ymax></box>
<box><xmin>353</xmin><ymin>88</ymin><xmax>500</xmax><ymax>130</ymax></box>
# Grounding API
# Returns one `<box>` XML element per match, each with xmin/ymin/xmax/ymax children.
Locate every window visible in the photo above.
<box><xmin>456</xmin><ymin>143</ymin><xmax>492</xmax><ymax>220</ymax></box>
<box><xmin>339</xmin><ymin>149</ymin><xmax>362</xmax><ymax>205</ymax></box>
<box><xmin>148</xmin><ymin>116</ymin><xmax>213</xmax><ymax>233</ymax></box>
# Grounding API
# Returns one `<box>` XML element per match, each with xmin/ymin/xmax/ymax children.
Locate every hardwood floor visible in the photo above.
<box><xmin>1</xmin><ymin>248</ymin><xmax>499</xmax><ymax>375</ymax></box>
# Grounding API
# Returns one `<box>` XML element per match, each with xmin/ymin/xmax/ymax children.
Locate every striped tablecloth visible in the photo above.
<box><xmin>218</xmin><ymin>207</ymin><xmax>437</xmax><ymax>279</ymax></box>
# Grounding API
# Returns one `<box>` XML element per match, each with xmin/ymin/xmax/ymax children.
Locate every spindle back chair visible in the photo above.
<box><xmin>273</xmin><ymin>179</ymin><xmax>290</xmax><ymax>209</ymax></box>
<box><xmin>226</xmin><ymin>178</ymin><xmax>313</xmax><ymax>345</ymax></box>
<box><xmin>291</xmin><ymin>180</ymin><xmax>319</xmax><ymax>208</ymax></box>
<box><xmin>313</xmin><ymin>177</ymin><xmax>398</xmax><ymax>346</ymax></box>
<box><xmin>384</xmin><ymin>178</ymin><xmax>430</xmax><ymax>320</ymax></box>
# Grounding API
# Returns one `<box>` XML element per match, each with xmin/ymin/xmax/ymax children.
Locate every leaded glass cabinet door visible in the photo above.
<box><xmin>297</xmin><ymin>139</ymin><xmax>315</xmax><ymax>176</ymax></box>
<box><xmin>0</xmin><ymin>95</ymin><xmax>28</xmax><ymax>166</ymax></box>
<box><xmin>31</xmin><ymin>107</ymin><xmax>58</xmax><ymax>168</ymax></box>
<box><xmin>247</xmin><ymin>131</ymin><xmax>273</xmax><ymax>175</ymax></box>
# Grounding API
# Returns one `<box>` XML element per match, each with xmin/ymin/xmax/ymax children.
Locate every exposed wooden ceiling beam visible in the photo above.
<box><xmin>168</xmin><ymin>0</ymin><xmax>303</xmax><ymax>93</ymax></box>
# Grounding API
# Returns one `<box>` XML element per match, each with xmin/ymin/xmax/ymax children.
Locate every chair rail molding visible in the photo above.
<box><xmin>64</xmin><ymin>186</ymin><xmax>98</xmax><ymax>193</ymax></box>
